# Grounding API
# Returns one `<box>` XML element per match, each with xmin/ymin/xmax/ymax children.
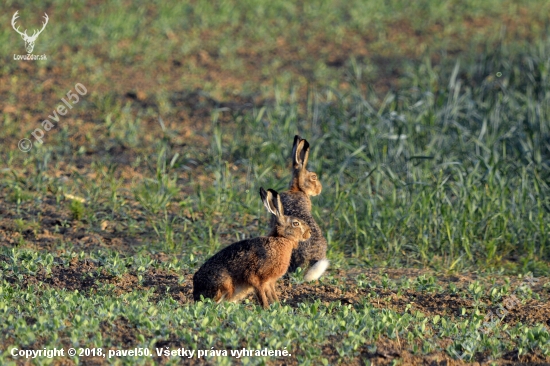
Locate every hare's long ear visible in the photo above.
<box><xmin>292</xmin><ymin>135</ymin><xmax>305</xmax><ymax>170</ymax></box>
<box><xmin>301</xmin><ymin>139</ymin><xmax>310</xmax><ymax>170</ymax></box>
<box><xmin>295</xmin><ymin>139</ymin><xmax>310</xmax><ymax>188</ymax></box>
<box><xmin>260</xmin><ymin>187</ymin><xmax>277</xmax><ymax>216</ymax></box>
<box><xmin>267</xmin><ymin>188</ymin><xmax>284</xmax><ymax>221</ymax></box>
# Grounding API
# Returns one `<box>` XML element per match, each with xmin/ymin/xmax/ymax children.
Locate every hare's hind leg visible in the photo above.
<box><xmin>249</xmin><ymin>277</ymin><xmax>270</xmax><ymax>308</ymax></box>
<box><xmin>253</xmin><ymin>286</ymin><xmax>269</xmax><ymax>309</ymax></box>
<box><xmin>230</xmin><ymin>285</ymin><xmax>253</xmax><ymax>303</ymax></box>
<box><xmin>266</xmin><ymin>282</ymin><xmax>279</xmax><ymax>303</ymax></box>
<box><xmin>214</xmin><ymin>276</ymin><xmax>235</xmax><ymax>303</ymax></box>
<box><xmin>269</xmin><ymin>281</ymin><xmax>280</xmax><ymax>302</ymax></box>
<box><xmin>265</xmin><ymin>285</ymin><xmax>275</xmax><ymax>304</ymax></box>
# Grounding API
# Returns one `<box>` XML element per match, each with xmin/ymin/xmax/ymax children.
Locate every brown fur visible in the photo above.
<box><xmin>273</xmin><ymin>135</ymin><xmax>328</xmax><ymax>273</ymax></box>
<box><xmin>193</xmin><ymin>188</ymin><xmax>311</xmax><ymax>308</ymax></box>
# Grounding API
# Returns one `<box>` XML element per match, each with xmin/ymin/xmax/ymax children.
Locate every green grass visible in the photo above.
<box><xmin>1</xmin><ymin>0</ymin><xmax>550</xmax><ymax>364</ymax></box>
<box><xmin>0</xmin><ymin>250</ymin><xmax>549</xmax><ymax>365</ymax></box>
<box><xmin>2</xmin><ymin>0</ymin><xmax>550</xmax><ymax>98</ymax></box>
<box><xmin>214</xmin><ymin>46</ymin><xmax>550</xmax><ymax>271</ymax></box>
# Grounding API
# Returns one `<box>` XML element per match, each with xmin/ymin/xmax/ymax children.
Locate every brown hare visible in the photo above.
<box><xmin>274</xmin><ymin>135</ymin><xmax>329</xmax><ymax>281</ymax></box>
<box><xmin>193</xmin><ymin>187</ymin><xmax>311</xmax><ymax>308</ymax></box>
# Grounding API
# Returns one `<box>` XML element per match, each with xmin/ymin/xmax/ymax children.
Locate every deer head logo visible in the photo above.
<box><xmin>11</xmin><ymin>11</ymin><xmax>49</xmax><ymax>54</ymax></box>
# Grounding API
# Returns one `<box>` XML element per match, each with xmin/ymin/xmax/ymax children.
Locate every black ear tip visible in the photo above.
<box><xmin>302</xmin><ymin>139</ymin><xmax>310</xmax><ymax>150</ymax></box>
<box><xmin>293</xmin><ymin>135</ymin><xmax>301</xmax><ymax>145</ymax></box>
<box><xmin>267</xmin><ymin>188</ymin><xmax>279</xmax><ymax>199</ymax></box>
<box><xmin>259</xmin><ymin>187</ymin><xmax>267</xmax><ymax>197</ymax></box>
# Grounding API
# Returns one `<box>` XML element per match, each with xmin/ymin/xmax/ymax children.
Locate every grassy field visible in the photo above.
<box><xmin>1</xmin><ymin>0</ymin><xmax>550</xmax><ymax>364</ymax></box>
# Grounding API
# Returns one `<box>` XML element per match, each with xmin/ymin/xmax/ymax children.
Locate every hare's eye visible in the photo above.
<box><xmin>311</xmin><ymin>174</ymin><xmax>317</xmax><ymax>181</ymax></box>
<box><xmin>292</xmin><ymin>221</ymin><xmax>300</xmax><ymax>227</ymax></box>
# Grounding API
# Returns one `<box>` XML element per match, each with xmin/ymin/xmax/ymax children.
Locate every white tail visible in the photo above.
<box><xmin>12</xmin><ymin>11</ymin><xmax>49</xmax><ymax>53</ymax></box>
<box><xmin>304</xmin><ymin>259</ymin><xmax>329</xmax><ymax>281</ymax></box>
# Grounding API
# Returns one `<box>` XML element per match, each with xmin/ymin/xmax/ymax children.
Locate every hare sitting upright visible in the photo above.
<box><xmin>193</xmin><ymin>188</ymin><xmax>311</xmax><ymax>309</ymax></box>
<box><xmin>274</xmin><ymin>135</ymin><xmax>329</xmax><ymax>281</ymax></box>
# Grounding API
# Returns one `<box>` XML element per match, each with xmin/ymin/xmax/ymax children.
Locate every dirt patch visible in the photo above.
<box><xmin>5</xmin><ymin>258</ymin><xmax>193</xmax><ymax>304</ymax></box>
<box><xmin>0</xmin><ymin>195</ymin><xmax>145</xmax><ymax>253</ymax></box>
<box><xmin>278</xmin><ymin>278</ymin><xmax>550</xmax><ymax>327</ymax></box>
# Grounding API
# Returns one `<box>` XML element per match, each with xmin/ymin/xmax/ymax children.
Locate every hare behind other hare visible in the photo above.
<box><xmin>275</xmin><ymin>135</ymin><xmax>329</xmax><ymax>281</ymax></box>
